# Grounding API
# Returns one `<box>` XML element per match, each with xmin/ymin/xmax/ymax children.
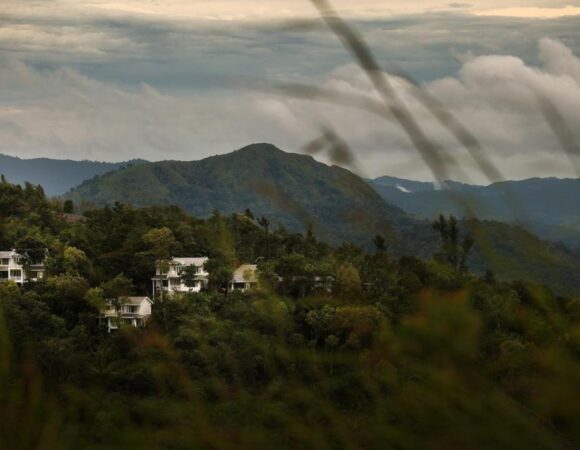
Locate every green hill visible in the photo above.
<box><xmin>65</xmin><ymin>144</ymin><xmax>580</xmax><ymax>294</ymax></box>
<box><xmin>66</xmin><ymin>143</ymin><xmax>410</xmax><ymax>247</ymax></box>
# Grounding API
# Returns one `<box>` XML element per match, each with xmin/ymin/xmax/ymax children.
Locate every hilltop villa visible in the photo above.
<box><xmin>151</xmin><ymin>257</ymin><xmax>209</xmax><ymax>297</ymax></box>
<box><xmin>229</xmin><ymin>264</ymin><xmax>259</xmax><ymax>292</ymax></box>
<box><xmin>100</xmin><ymin>296</ymin><xmax>153</xmax><ymax>333</ymax></box>
<box><xmin>0</xmin><ymin>249</ymin><xmax>45</xmax><ymax>284</ymax></box>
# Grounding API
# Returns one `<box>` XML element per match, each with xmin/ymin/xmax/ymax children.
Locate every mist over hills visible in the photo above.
<box><xmin>0</xmin><ymin>153</ymin><xmax>146</xmax><ymax>196</ymax></box>
<box><xmin>370</xmin><ymin>175</ymin><xmax>580</xmax><ymax>248</ymax></box>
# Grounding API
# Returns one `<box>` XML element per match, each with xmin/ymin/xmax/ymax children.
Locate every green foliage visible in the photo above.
<box><xmin>65</xmin><ymin>144</ymin><xmax>406</xmax><ymax>248</ymax></box>
<box><xmin>204</xmin><ymin>256</ymin><xmax>234</xmax><ymax>292</ymax></box>
<box><xmin>1</xmin><ymin>177</ymin><xmax>580</xmax><ymax>449</ymax></box>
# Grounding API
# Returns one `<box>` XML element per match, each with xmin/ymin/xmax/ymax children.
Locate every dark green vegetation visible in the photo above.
<box><xmin>370</xmin><ymin>175</ymin><xmax>580</xmax><ymax>248</ymax></box>
<box><xmin>2</xmin><ymin>177</ymin><xmax>580</xmax><ymax>449</ymax></box>
<box><xmin>66</xmin><ymin>143</ymin><xmax>410</xmax><ymax>248</ymax></box>
<box><xmin>64</xmin><ymin>144</ymin><xmax>580</xmax><ymax>295</ymax></box>
<box><xmin>0</xmin><ymin>153</ymin><xmax>146</xmax><ymax>196</ymax></box>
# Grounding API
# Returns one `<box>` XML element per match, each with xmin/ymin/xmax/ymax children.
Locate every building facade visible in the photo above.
<box><xmin>101</xmin><ymin>296</ymin><xmax>153</xmax><ymax>333</ymax></box>
<box><xmin>0</xmin><ymin>249</ymin><xmax>45</xmax><ymax>285</ymax></box>
<box><xmin>229</xmin><ymin>264</ymin><xmax>259</xmax><ymax>293</ymax></box>
<box><xmin>151</xmin><ymin>257</ymin><xmax>209</xmax><ymax>297</ymax></box>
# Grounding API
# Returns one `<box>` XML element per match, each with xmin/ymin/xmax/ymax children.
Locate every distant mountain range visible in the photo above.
<box><xmin>0</xmin><ymin>153</ymin><xmax>146</xmax><ymax>196</ymax></box>
<box><xmin>369</xmin><ymin>175</ymin><xmax>580</xmax><ymax>248</ymax></box>
<box><xmin>2</xmin><ymin>144</ymin><xmax>580</xmax><ymax>292</ymax></box>
<box><xmin>60</xmin><ymin>143</ymin><xmax>580</xmax><ymax>293</ymax></box>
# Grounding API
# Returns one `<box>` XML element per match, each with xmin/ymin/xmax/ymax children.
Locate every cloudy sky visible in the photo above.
<box><xmin>1</xmin><ymin>0</ymin><xmax>580</xmax><ymax>182</ymax></box>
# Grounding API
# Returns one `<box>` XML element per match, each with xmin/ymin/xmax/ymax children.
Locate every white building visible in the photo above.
<box><xmin>0</xmin><ymin>249</ymin><xmax>45</xmax><ymax>285</ymax></box>
<box><xmin>229</xmin><ymin>264</ymin><xmax>259</xmax><ymax>293</ymax></box>
<box><xmin>101</xmin><ymin>296</ymin><xmax>153</xmax><ymax>333</ymax></box>
<box><xmin>151</xmin><ymin>257</ymin><xmax>209</xmax><ymax>297</ymax></box>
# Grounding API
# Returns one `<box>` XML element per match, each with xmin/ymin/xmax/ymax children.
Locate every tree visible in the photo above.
<box><xmin>143</xmin><ymin>227</ymin><xmax>177</xmax><ymax>262</ymax></box>
<box><xmin>63</xmin><ymin>200</ymin><xmax>74</xmax><ymax>214</ymax></box>
<box><xmin>362</xmin><ymin>251</ymin><xmax>395</xmax><ymax>299</ymax></box>
<box><xmin>244</xmin><ymin>209</ymin><xmax>255</xmax><ymax>220</ymax></box>
<box><xmin>373</xmin><ymin>234</ymin><xmax>387</xmax><ymax>253</ymax></box>
<box><xmin>204</xmin><ymin>256</ymin><xmax>234</xmax><ymax>292</ymax></box>
<box><xmin>335</xmin><ymin>263</ymin><xmax>363</xmax><ymax>300</ymax></box>
<box><xmin>101</xmin><ymin>274</ymin><xmax>133</xmax><ymax>307</ymax></box>
<box><xmin>432</xmin><ymin>215</ymin><xmax>473</xmax><ymax>273</ymax></box>
<box><xmin>62</xmin><ymin>246</ymin><xmax>93</xmax><ymax>278</ymax></box>
<box><xmin>180</xmin><ymin>264</ymin><xmax>202</xmax><ymax>292</ymax></box>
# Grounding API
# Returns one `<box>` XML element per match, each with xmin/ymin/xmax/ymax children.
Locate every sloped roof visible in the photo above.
<box><xmin>172</xmin><ymin>257</ymin><xmax>208</xmax><ymax>266</ymax></box>
<box><xmin>0</xmin><ymin>251</ymin><xmax>14</xmax><ymax>259</ymax></box>
<box><xmin>232</xmin><ymin>264</ymin><xmax>258</xmax><ymax>283</ymax></box>
<box><xmin>124</xmin><ymin>296</ymin><xmax>153</xmax><ymax>305</ymax></box>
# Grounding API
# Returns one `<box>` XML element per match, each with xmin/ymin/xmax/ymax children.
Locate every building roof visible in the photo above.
<box><xmin>232</xmin><ymin>264</ymin><xmax>258</xmax><ymax>283</ymax></box>
<box><xmin>124</xmin><ymin>296</ymin><xmax>153</xmax><ymax>305</ymax></box>
<box><xmin>172</xmin><ymin>257</ymin><xmax>208</xmax><ymax>266</ymax></box>
<box><xmin>0</xmin><ymin>251</ymin><xmax>14</xmax><ymax>259</ymax></box>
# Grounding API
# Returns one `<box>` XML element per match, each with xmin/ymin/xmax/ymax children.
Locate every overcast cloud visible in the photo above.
<box><xmin>0</xmin><ymin>1</ymin><xmax>579</xmax><ymax>182</ymax></box>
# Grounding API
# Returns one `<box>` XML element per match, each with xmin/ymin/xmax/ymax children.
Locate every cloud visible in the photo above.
<box><xmin>1</xmin><ymin>38</ymin><xmax>579</xmax><ymax>183</ymax></box>
<box><xmin>0</xmin><ymin>6</ymin><xmax>579</xmax><ymax>182</ymax></box>
<box><xmin>476</xmin><ymin>6</ymin><xmax>580</xmax><ymax>19</ymax></box>
<box><xmin>0</xmin><ymin>59</ymin><xmax>310</xmax><ymax>162</ymax></box>
<box><xmin>258</xmin><ymin>38</ymin><xmax>580</xmax><ymax>182</ymax></box>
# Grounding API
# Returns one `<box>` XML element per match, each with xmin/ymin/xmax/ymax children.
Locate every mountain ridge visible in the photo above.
<box><xmin>66</xmin><ymin>143</ymin><xmax>410</xmax><ymax>248</ymax></box>
<box><xmin>3</xmin><ymin>144</ymin><xmax>578</xmax><ymax>294</ymax></box>
<box><xmin>370</xmin><ymin>175</ymin><xmax>580</xmax><ymax>248</ymax></box>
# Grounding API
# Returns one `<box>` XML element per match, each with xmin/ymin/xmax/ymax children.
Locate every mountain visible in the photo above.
<box><xmin>0</xmin><ymin>153</ymin><xmax>147</xmax><ymax>196</ymax></box>
<box><xmin>370</xmin><ymin>176</ymin><xmax>580</xmax><ymax>248</ymax></box>
<box><xmin>63</xmin><ymin>144</ymin><xmax>580</xmax><ymax>294</ymax></box>
<box><xmin>66</xmin><ymin>144</ymin><xmax>411</xmax><ymax>248</ymax></box>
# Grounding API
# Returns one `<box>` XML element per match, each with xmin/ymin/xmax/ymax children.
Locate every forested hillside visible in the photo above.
<box><xmin>66</xmin><ymin>143</ymin><xmax>411</xmax><ymax>247</ymax></box>
<box><xmin>1</xmin><ymin>177</ymin><xmax>580</xmax><ymax>449</ymax></box>
<box><xmin>63</xmin><ymin>144</ymin><xmax>580</xmax><ymax>294</ymax></box>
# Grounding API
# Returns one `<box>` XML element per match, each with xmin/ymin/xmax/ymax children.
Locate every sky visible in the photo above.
<box><xmin>1</xmin><ymin>0</ymin><xmax>580</xmax><ymax>182</ymax></box>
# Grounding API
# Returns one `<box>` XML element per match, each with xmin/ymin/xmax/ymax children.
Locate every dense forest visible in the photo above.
<box><xmin>1</xmin><ymin>177</ymin><xmax>580</xmax><ymax>449</ymax></box>
<box><xmin>63</xmin><ymin>144</ymin><xmax>580</xmax><ymax>294</ymax></box>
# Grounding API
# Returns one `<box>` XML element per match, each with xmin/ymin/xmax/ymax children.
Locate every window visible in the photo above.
<box><xmin>0</xmin><ymin>271</ymin><xmax>8</xmax><ymax>280</ymax></box>
<box><xmin>0</xmin><ymin>259</ymin><xmax>9</xmax><ymax>266</ymax></box>
<box><xmin>124</xmin><ymin>305</ymin><xmax>139</xmax><ymax>314</ymax></box>
<box><xmin>10</xmin><ymin>270</ymin><xmax>22</xmax><ymax>279</ymax></box>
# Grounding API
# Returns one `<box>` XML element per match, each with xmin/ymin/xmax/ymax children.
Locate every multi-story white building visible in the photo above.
<box><xmin>0</xmin><ymin>249</ymin><xmax>45</xmax><ymax>285</ymax></box>
<box><xmin>151</xmin><ymin>257</ymin><xmax>209</xmax><ymax>297</ymax></box>
<box><xmin>100</xmin><ymin>296</ymin><xmax>153</xmax><ymax>333</ymax></box>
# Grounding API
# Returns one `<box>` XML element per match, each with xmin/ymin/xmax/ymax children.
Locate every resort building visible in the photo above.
<box><xmin>151</xmin><ymin>257</ymin><xmax>209</xmax><ymax>297</ymax></box>
<box><xmin>0</xmin><ymin>249</ymin><xmax>46</xmax><ymax>284</ymax></box>
<box><xmin>101</xmin><ymin>296</ymin><xmax>153</xmax><ymax>333</ymax></box>
<box><xmin>229</xmin><ymin>264</ymin><xmax>259</xmax><ymax>292</ymax></box>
